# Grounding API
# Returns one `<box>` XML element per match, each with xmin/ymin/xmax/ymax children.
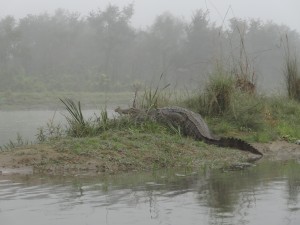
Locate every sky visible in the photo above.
<box><xmin>0</xmin><ymin>0</ymin><xmax>300</xmax><ymax>32</ymax></box>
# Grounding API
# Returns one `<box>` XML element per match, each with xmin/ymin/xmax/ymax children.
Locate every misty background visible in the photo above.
<box><xmin>0</xmin><ymin>2</ymin><xmax>300</xmax><ymax>94</ymax></box>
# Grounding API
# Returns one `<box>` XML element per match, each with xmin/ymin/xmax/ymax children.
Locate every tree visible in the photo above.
<box><xmin>87</xmin><ymin>4</ymin><xmax>135</xmax><ymax>84</ymax></box>
<box><xmin>0</xmin><ymin>16</ymin><xmax>20</xmax><ymax>90</ymax></box>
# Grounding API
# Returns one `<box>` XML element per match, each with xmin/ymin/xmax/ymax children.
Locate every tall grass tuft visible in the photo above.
<box><xmin>0</xmin><ymin>133</ymin><xmax>29</xmax><ymax>151</ymax></box>
<box><xmin>283</xmin><ymin>35</ymin><xmax>300</xmax><ymax>101</ymax></box>
<box><xmin>206</xmin><ymin>73</ymin><xmax>234</xmax><ymax>115</ymax></box>
<box><xmin>184</xmin><ymin>66</ymin><xmax>234</xmax><ymax>116</ymax></box>
<box><xmin>138</xmin><ymin>73</ymin><xmax>171</xmax><ymax>110</ymax></box>
<box><xmin>60</xmin><ymin>98</ymin><xmax>85</xmax><ymax>126</ymax></box>
<box><xmin>229</xmin><ymin>19</ymin><xmax>257</xmax><ymax>95</ymax></box>
<box><xmin>60</xmin><ymin>98</ymin><xmax>89</xmax><ymax>137</ymax></box>
<box><xmin>184</xmin><ymin>64</ymin><xmax>264</xmax><ymax>132</ymax></box>
<box><xmin>97</xmin><ymin>107</ymin><xmax>110</xmax><ymax>132</ymax></box>
<box><xmin>286</xmin><ymin>62</ymin><xmax>299</xmax><ymax>100</ymax></box>
<box><xmin>284</xmin><ymin>52</ymin><xmax>300</xmax><ymax>101</ymax></box>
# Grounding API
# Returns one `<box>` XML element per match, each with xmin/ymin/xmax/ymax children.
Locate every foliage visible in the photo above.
<box><xmin>36</xmin><ymin>114</ymin><xmax>64</xmax><ymax>142</ymax></box>
<box><xmin>184</xmin><ymin>66</ymin><xmax>235</xmax><ymax>116</ymax></box>
<box><xmin>266</xmin><ymin>97</ymin><xmax>300</xmax><ymax>141</ymax></box>
<box><xmin>283</xmin><ymin>35</ymin><xmax>300</xmax><ymax>101</ymax></box>
<box><xmin>57</xmin><ymin>96</ymin><xmax>175</xmax><ymax>139</ymax></box>
<box><xmin>183</xmin><ymin>60</ymin><xmax>299</xmax><ymax>143</ymax></box>
<box><xmin>204</xmin><ymin>95</ymin><xmax>300</xmax><ymax>143</ymax></box>
<box><xmin>226</xmin><ymin>92</ymin><xmax>264</xmax><ymax>130</ymax></box>
<box><xmin>60</xmin><ymin>98</ymin><xmax>85</xmax><ymax>126</ymax></box>
<box><xmin>205</xmin><ymin>72</ymin><xmax>235</xmax><ymax>115</ymax></box>
<box><xmin>138</xmin><ymin>74</ymin><xmax>171</xmax><ymax>110</ymax></box>
<box><xmin>228</xmin><ymin>18</ymin><xmax>257</xmax><ymax>95</ymax></box>
<box><xmin>60</xmin><ymin>98</ymin><xmax>93</xmax><ymax>137</ymax></box>
<box><xmin>0</xmin><ymin>133</ymin><xmax>29</xmax><ymax>151</ymax></box>
<box><xmin>55</xmin><ymin>88</ymin><xmax>300</xmax><ymax>147</ymax></box>
<box><xmin>0</xmin><ymin>5</ymin><xmax>299</xmax><ymax>92</ymax></box>
<box><xmin>49</xmin><ymin>120</ymin><xmax>248</xmax><ymax>172</ymax></box>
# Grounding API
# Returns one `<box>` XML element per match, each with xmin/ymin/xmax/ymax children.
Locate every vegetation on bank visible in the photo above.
<box><xmin>1</xmin><ymin>3</ymin><xmax>300</xmax><ymax>174</ymax></box>
<box><xmin>1</xmin><ymin>55</ymin><xmax>300</xmax><ymax>174</ymax></box>
<box><xmin>0</xmin><ymin>103</ymin><xmax>250</xmax><ymax>174</ymax></box>
<box><xmin>37</xmin><ymin>123</ymin><xmax>248</xmax><ymax>174</ymax></box>
<box><xmin>2</xmin><ymin>84</ymin><xmax>299</xmax><ymax>173</ymax></box>
<box><xmin>184</xmin><ymin>77</ymin><xmax>300</xmax><ymax>143</ymax></box>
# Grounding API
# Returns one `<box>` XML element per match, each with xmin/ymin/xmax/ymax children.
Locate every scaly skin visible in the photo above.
<box><xmin>156</xmin><ymin>106</ymin><xmax>263</xmax><ymax>156</ymax></box>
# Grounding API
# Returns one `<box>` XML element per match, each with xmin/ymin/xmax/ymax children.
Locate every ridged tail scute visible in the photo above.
<box><xmin>219</xmin><ymin>137</ymin><xmax>263</xmax><ymax>156</ymax></box>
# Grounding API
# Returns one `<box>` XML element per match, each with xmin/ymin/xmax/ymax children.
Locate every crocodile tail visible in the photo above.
<box><xmin>218</xmin><ymin>137</ymin><xmax>263</xmax><ymax>156</ymax></box>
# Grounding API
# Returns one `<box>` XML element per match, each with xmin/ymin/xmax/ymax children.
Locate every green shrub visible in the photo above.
<box><xmin>205</xmin><ymin>73</ymin><xmax>234</xmax><ymax>115</ymax></box>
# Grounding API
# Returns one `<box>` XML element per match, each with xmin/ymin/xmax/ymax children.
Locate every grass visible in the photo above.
<box><xmin>1</xmin><ymin>92</ymin><xmax>299</xmax><ymax>174</ymax></box>
<box><xmin>0</xmin><ymin>133</ymin><xmax>30</xmax><ymax>151</ymax></box>
<box><xmin>205</xmin><ymin>95</ymin><xmax>300</xmax><ymax>143</ymax></box>
<box><xmin>205</xmin><ymin>72</ymin><xmax>234</xmax><ymax>115</ymax></box>
<box><xmin>41</xmin><ymin>79</ymin><xmax>300</xmax><ymax>151</ymax></box>
<box><xmin>183</xmin><ymin>66</ymin><xmax>300</xmax><ymax>144</ymax></box>
<box><xmin>0</xmin><ymin>96</ymin><xmax>248</xmax><ymax>173</ymax></box>
<box><xmin>2</xmin><ymin>68</ymin><xmax>300</xmax><ymax>174</ymax></box>
<box><xmin>60</xmin><ymin>98</ymin><xmax>86</xmax><ymax>126</ymax></box>
<box><xmin>1</xmin><ymin>32</ymin><xmax>300</xmax><ymax>174</ymax></box>
<box><xmin>135</xmin><ymin>73</ymin><xmax>172</xmax><ymax>110</ymax></box>
<box><xmin>184</xmin><ymin>69</ymin><xmax>234</xmax><ymax>116</ymax></box>
<box><xmin>48</xmin><ymin>122</ymin><xmax>248</xmax><ymax>173</ymax></box>
<box><xmin>266</xmin><ymin>97</ymin><xmax>300</xmax><ymax>141</ymax></box>
<box><xmin>283</xmin><ymin>35</ymin><xmax>300</xmax><ymax>101</ymax></box>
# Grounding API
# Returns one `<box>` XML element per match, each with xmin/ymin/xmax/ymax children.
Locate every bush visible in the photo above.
<box><xmin>205</xmin><ymin>74</ymin><xmax>234</xmax><ymax>115</ymax></box>
<box><xmin>184</xmin><ymin>68</ymin><xmax>234</xmax><ymax>117</ymax></box>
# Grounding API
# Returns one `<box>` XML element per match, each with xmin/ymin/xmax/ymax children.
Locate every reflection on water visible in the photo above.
<box><xmin>0</xmin><ymin>160</ymin><xmax>299</xmax><ymax>225</ymax></box>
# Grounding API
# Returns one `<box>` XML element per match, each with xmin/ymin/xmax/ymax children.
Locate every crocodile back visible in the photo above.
<box><xmin>156</xmin><ymin>106</ymin><xmax>263</xmax><ymax>156</ymax></box>
<box><xmin>157</xmin><ymin>106</ymin><xmax>218</xmax><ymax>141</ymax></box>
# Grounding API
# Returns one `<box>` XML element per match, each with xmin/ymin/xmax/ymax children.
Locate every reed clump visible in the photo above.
<box><xmin>284</xmin><ymin>50</ymin><xmax>300</xmax><ymax>101</ymax></box>
<box><xmin>283</xmin><ymin>35</ymin><xmax>300</xmax><ymax>102</ymax></box>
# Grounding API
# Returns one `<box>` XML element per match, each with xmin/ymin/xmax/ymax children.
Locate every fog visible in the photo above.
<box><xmin>0</xmin><ymin>0</ymin><xmax>300</xmax><ymax>94</ymax></box>
<box><xmin>2</xmin><ymin>0</ymin><xmax>300</xmax><ymax>31</ymax></box>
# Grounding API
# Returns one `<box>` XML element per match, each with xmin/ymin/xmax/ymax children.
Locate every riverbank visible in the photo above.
<box><xmin>1</xmin><ymin>89</ymin><xmax>300</xmax><ymax>176</ymax></box>
<box><xmin>0</xmin><ymin>124</ymin><xmax>257</xmax><ymax>176</ymax></box>
<box><xmin>1</xmin><ymin>124</ymin><xmax>299</xmax><ymax>176</ymax></box>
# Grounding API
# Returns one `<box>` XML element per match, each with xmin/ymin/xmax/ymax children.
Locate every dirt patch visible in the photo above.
<box><xmin>254</xmin><ymin>141</ymin><xmax>300</xmax><ymax>160</ymax></box>
<box><xmin>0</xmin><ymin>141</ymin><xmax>299</xmax><ymax>176</ymax></box>
<box><xmin>0</xmin><ymin>144</ymin><xmax>102</xmax><ymax>175</ymax></box>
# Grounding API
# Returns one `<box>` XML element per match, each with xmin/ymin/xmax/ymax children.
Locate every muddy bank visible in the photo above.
<box><xmin>254</xmin><ymin>141</ymin><xmax>300</xmax><ymax>160</ymax></box>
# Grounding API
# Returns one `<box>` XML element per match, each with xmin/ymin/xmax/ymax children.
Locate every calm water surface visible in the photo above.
<box><xmin>0</xmin><ymin>160</ymin><xmax>300</xmax><ymax>225</ymax></box>
<box><xmin>0</xmin><ymin>109</ymin><xmax>116</xmax><ymax>146</ymax></box>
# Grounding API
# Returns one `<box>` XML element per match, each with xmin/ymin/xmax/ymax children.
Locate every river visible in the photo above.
<box><xmin>0</xmin><ymin>109</ymin><xmax>117</xmax><ymax>147</ymax></box>
<box><xmin>0</xmin><ymin>110</ymin><xmax>299</xmax><ymax>225</ymax></box>
<box><xmin>0</xmin><ymin>161</ymin><xmax>299</xmax><ymax>225</ymax></box>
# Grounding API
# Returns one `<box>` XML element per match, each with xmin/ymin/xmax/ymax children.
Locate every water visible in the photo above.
<box><xmin>0</xmin><ymin>160</ymin><xmax>299</xmax><ymax>225</ymax></box>
<box><xmin>0</xmin><ymin>109</ymin><xmax>116</xmax><ymax>146</ymax></box>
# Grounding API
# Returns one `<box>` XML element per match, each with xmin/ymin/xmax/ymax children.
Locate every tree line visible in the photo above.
<box><xmin>0</xmin><ymin>4</ymin><xmax>299</xmax><ymax>92</ymax></box>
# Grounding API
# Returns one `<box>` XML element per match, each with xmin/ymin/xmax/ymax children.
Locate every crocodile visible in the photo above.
<box><xmin>115</xmin><ymin>106</ymin><xmax>263</xmax><ymax>156</ymax></box>
<box><xmin>154</xmin><ymin>106</ymin><xmax>263</xmax><ymax>156</ymax></box>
